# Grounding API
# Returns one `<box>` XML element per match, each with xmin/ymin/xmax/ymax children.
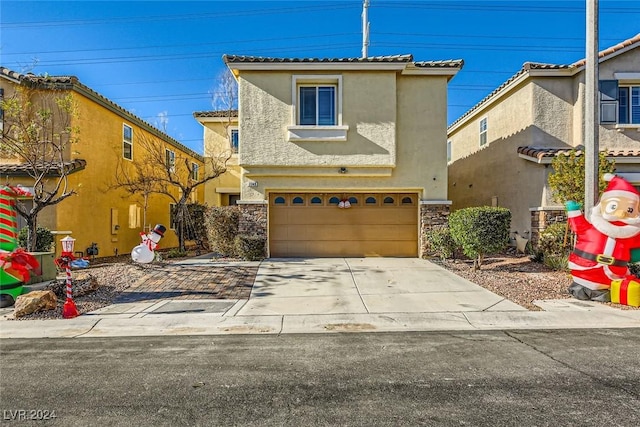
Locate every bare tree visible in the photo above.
<box><xmin>109</xmin><ymin>154</ymin><xmax>162</xmax><ymax>231</ymax></box>
<box><xmin>210</xmin><ymin>68</ymin><xmax>238</xmax><ymax>142</ymax></box>
<box><xmin>111</xmin><ymin>131</ymin><xmax>230</xmax><ymax>252</ymax></box>
<box><xmin>0</xmin><ymin>79</ymin><xmax>82</xmax><ymax>251</ymax></box>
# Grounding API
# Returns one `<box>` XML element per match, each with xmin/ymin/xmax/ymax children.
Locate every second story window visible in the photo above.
<box><xmin>287</xmin><ymin>75</ymin><xmax>347</xmax><ymax>142</ymax></box>
<box><xmin>165</xmin><ymin>149</ymin><xmax>175</xmax><ymax>172</ymax></box>
<box><xmin>191</xmin><ymin>162</ymin><xmax>199</xmax><ymax>180</ymax></box>
<box><xmin>123</xmin><ymin>124</ymin><xmax>133</xmax><ymax>160</ymax></box>
<box><xmin>447</xmin><ymin>140</ymin><xmax>452</xmax><ymax>162</ymax></box>
<box><xmin>299</xmin><ymin>85</ymin><xmax>336</xmax><ymax>125</ymax></box>
<box><xmin>619</xmin><ymin>86</ymin><xmax>640</xmax><ymax>125</ymax></box>
<box><xmin>479</xmin><ymin>118</ymin><xmax>488</xmax><ymax>146</ymax></box>
<box><xmin>600</xmin><ymin>79</ymin><xmax>640</xmax><ymax>126</ymax></box>
<box><xmin>230</xmin><ymin>128</ymin><xmax>239</xmax><ymax>153</ymax></box>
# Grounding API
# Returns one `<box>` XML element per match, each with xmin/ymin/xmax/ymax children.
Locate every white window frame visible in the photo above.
<box><xmin>165</xmin><ymin>149</ymin><xmax>176</xmax><ymax>173</ymax></box>
<box><xmin>287</xmin><ymin>74</ymin><xmax>348</xmax><ymax>142</ymax></box>
<box><xmin>479</xmin><ymin>117</ymin><xmax>488</xmax><ymax>146</ymax></box>
<box><xmin>618</xmin><ymin>85</ymin><xmax>640</xmax><ymax>126</ymax></box>
<box><xmin>447</xmin><ymin>140</ymin><xmax>452</xmax><ymax>162</ymax></box>
<box><xmin>191</xmin><ymin>162</ymin><xmax>199</xmax><ymax>180</ymax></box>
<box><xmin>123</xmin><ymin>124</ymin><xmax>133</xmax><ymax>160</ymax></box>
<box><xmin>229</xmin><ymin>127</ymin><xmax>239</xmax><ymax>153</ymax></box>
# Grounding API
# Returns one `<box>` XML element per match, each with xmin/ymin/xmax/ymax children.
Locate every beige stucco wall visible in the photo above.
<box><xmin>237</xmin><ymin>69</ymin><xmax>449</xmax><ymax>201</ymax></box>
<box><xmin>447</xmin><ymin>45</ymin><xmax>640</xmax><ymax>235</ymax></box>
<box><xmin>447</xmin><ymin>78</ymin><xmax>572</xmax><ymax>234</ymax></box>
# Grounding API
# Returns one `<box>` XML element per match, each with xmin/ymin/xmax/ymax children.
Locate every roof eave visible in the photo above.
<box><xmin>226</xmin><ymin>62</ymin><xmax>409</xmax><ymax>72</ymax></box>
<box><xmin>518</xmin><ymin>153</ymin><xmax>553</xmax><ymax>164</ymax></box>
<box><xmin>448</xmin><ymin>71</ymin><xmax>530</xmax><ymax>134</ymax></box>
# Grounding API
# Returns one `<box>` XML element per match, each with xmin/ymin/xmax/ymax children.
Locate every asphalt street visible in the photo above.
<box><xmin>1</xmin><ymin>329</ymin><xmax>639</xmax><ymax>426</ymax></box>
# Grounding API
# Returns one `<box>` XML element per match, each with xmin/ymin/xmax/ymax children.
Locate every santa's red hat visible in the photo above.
<box><xmin>601</xmin><ymin>173</ymin><xmax>640</xmax><ymax>201</ymax></box>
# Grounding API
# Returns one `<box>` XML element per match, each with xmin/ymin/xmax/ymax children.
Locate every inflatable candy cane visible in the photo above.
<box><xmin>0</xmin><ymin>185</ymin><xmax>41</xmax><ymax>307</ymax></box>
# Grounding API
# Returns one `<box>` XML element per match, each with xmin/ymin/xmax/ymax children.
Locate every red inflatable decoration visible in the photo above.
<box><xmin>566</xmin><ymin>174</ymin><xmax>640</xmax><ymax>302</ymax></box>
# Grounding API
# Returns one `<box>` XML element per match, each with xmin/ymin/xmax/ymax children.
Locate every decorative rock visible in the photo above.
<box><xmin>14</xmin><ymin>290</ymin><xmax>57</xmax><ymax>318</ymax></box>
<box><xmin>46</xmin><ymin>274</ymin><xmax>99</xmax><ymax>298</ymax></box>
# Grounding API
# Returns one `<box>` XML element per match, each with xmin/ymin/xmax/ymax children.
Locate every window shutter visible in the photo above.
<box><xmin>599</xmin><ymin>80</ymin><xmax>618</xmax><ymax>101</ymax></box>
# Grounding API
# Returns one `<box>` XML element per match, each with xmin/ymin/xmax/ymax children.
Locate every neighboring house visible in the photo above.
<box><xmin>0</xmin><ymin>67</ymin><xmax>204</xmax><ymax>258</ymax></box>
<box><xmin>447</xmin><ymin>34</ymin><xmax>640</xmax><ymax>246</ymax></box>
<box><xmin>221</xmin><ymin>54</ymin><xmax>463</xmax><ymax>257</ymax></box>
<box><xmin>193</xmin><ymin>110</ymin><xmax>241</xmax><ymax>206</ymax></box>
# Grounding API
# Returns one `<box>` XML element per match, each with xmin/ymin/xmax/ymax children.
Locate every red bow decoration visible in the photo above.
<box><xmin>0</xmin><ymin>249</ymin><xmax>41</xmax><ymax>283</ymax></box>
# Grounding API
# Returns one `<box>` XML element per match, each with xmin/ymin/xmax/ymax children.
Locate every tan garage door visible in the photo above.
<box><xmin>269</xmin><ymin>193</ymin><xmax>418</xmax><ymax>257</ymax></box>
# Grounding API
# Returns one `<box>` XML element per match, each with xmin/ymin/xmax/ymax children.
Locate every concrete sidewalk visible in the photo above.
<box><xmin>1</xmin><ymin>257</ymin><xmax>639</xmax><ymax>338</ymax></box>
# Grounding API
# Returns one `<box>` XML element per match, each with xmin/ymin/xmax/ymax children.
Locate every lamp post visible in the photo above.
<box><xmin>59</xmin><ymin>236</ymin><xmax>79</xmax><ymax>319</ymax></box>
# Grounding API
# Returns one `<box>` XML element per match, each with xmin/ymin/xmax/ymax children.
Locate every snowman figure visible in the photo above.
<box><xmin>131</xmin><ymin>224</ymin><xmax>166</xmax><ymax>264</ymax></box>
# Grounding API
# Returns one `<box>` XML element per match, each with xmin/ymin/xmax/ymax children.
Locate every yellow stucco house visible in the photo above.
<box><xmin>0</xmin><ymin>67</ymin><xmax>204</xmax><ymax>258</ymax></box>
<box><xmin>447</xmin><ymin>34</ymin><xmax>640</xmax><ymax>247</ymax></box>
<box><xmin>194</xmin><ymin>110</ymin><xmax>241</xmax><ymax>207</ymax></box>
<box><xmin>217</xmin><ymin>54</ymin><xmax>463</xmax><ymax>258</ymax></box>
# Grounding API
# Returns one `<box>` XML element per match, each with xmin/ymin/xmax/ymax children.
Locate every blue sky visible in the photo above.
<box><xmin>1</xmin><ymin>0</ymin><xmax>638</xmax><ymax>155</ymax></box>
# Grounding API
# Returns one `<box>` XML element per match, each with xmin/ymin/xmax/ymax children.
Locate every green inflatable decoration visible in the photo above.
<box><xmin>0</xmin><ymin>185</ymin><xmax>40</xmax><ymax>308</ymax></box>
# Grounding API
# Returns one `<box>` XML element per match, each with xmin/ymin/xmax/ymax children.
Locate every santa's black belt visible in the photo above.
<box><xmin>572</xmin><ymin>249</ymin><xmax>628</xmax><ymax>267</ymax></box>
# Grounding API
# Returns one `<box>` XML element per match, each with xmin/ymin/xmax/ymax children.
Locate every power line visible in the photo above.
<box><xmin>1</xmin><ymin>3</ymin><xmax>361</xmax><ymax>28</ymax></box>
<box><xmin>2</xmin><ymin>33</ymin><xmax>360</xmax><ymax>57</ymax></box>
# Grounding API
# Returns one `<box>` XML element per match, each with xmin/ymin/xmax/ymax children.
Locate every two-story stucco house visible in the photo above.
<box><xmin>221</xmin><ymin>54</ymin><xmax>463</xmax><ymax>258</ymax></box>
<box><xmin>447</xmin><ymin>34</ymin><xmax>640</xmax><ymax>246</ymax></box>
<box><xmin>194</xmin><ymin>110</ymin><xmax>241</xmax><ymax>207</ymax></box>
<box><xmin>0</xmin><ymin>67</ymin><xmax>205</xmax><ymax>258</ymax></box>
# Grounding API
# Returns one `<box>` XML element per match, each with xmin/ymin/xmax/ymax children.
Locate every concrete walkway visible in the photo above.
<box><xmin>1</xmin><ymin>257</ymin><xmax>639</xmax><ymax>338</ymax></box>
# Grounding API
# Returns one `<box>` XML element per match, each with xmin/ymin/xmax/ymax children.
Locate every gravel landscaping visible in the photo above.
<box><xmin>4</xmin><ymin>251</ymin><xmax>638</xmax><ymax>320</ymax></box>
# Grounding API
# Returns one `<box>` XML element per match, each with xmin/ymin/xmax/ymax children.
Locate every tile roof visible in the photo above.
<box><xmin>193</xmin><ymin>110</ymin><xmax>238</xmax><ymax>118</ymax></box>
<box><xmin>0</xmin><ymin>67</ymin><xmax>202</xmax><ymax>160</ymax></box>
<box><xmin>0</xmin><ymin>159</ymin><xmax>87</xmax><ymax>176</ymax></box>
<box><xmin>223</xmin><ymin>54</ymin><xmax>414</xmax><ymax>64</ymax></box>
<box><xmin>517</xmin><ymin>146</ymin><xmax>640</xmax><ymax>163</ymax></box>
<box><xmin>414</xmin><ymin>59</ymin><xmax>464</xmax><ymax>68</ymax></box>
<box><xmin>449</xmin><ymin>33</ymin><xmax>640</xmax><ymax>130</ymax></box>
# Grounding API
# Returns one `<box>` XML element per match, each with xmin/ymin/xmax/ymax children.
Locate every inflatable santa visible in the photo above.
<box><xmin>566</xmin><ymin>173</ymin><xmax>640</xmax><ymax>301</ymax></box>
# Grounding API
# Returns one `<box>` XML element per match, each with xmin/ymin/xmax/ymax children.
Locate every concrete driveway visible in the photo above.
<box><xmin>236</xmin><ymin>258</ymin><xmax>526</xmax><ymax>316</ymax></box>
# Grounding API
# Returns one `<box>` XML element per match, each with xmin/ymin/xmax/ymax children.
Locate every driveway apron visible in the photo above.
<box><xmin>236</xmin><ymin>258</ymin><xmax>525</xmax><ymax>316</ymax></box>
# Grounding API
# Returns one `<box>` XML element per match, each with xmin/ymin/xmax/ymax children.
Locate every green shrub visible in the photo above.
<box><xmin>537</xmin><ymin>222</ymin><xmax>571</xmax><ymax>271</ymax></box>
<box><xmin>234</xmin><ymin>234</ymin><xmax>266</xmax><ymax>261</ymax></box>
<box><xmin>448</xmin><ymin>206</ymin><xmax>511</xmax><ymax>270</ymax></box>
<box><xmin>165</xmin><ymin>248</ymin><xmax>188</xmax><ymax>259</ymax></box>
<box><xmin>424</xmin><ymin>225</ymin><xmax>457</xmax><ymax>261</ymax></box>
<box><xmin>18</xmin><ymin>226</ymin><xmax>54</xmax><ymax>252</ymax></box>
<box><xmin>538</xmin><ymin>222</ymin><xmax>570</xmax><ymax>257</ymax></box>
<box><xmin>184</xmin><ymin>203</ymin><xmax>209</xmax><ymax>251</ymax></box>
<box><xmin>543</xmin><ymin>253</ymin><xmax>569</xmax><ymax>271</ymax></box>
<box><xmin>205</xmin><ymin>206</ymin><xmax>240</xmax><ymax>256</ymax></box>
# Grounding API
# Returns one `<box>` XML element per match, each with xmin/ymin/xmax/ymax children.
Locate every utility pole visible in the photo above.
<box><xmin>585</xmin><ymin>0</ymin><xmax>599</xmax><ymax>211</ymax></box>
<box><xmin>362</xmin><ymin>0</ymin><xmax>370</xmax><ymax>58</ymax></box>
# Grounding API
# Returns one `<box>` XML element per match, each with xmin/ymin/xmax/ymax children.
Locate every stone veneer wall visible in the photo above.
<box><xmin>237</xmin><ymin>202</ymin><xmax>268</xmax><ymax>255</ymax></box>
<box><xmin>419</xmin><ymin>202</ymin><xmax>451</xmax><ymax>258</ymax></box>
<box><xmin>530</xmin><ymin>208</ymin><xmax>566</xmax><ymax>248</ymax></box>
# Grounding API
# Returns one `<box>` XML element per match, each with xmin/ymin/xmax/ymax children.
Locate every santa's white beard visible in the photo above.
<box><xmin>589</xmin><ymin>203</ymin><xmax>640</xmax><ymax>239</ymax></box>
